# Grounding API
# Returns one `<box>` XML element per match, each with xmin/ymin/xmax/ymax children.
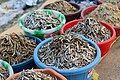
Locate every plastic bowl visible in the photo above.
<box><xmin>0</xmin><ymin>59</ymin><xmax>14</xmax><ymax>78</ymax></box>
<box><xmin>7</xmin><ymin>68</ymin><xmax>67</xmax><ymax>80</ymax></box>
<box><xmin>18</xmin><ymin>10</ymin><xmax>66</xmax><ymax>38</ymax></box>
<box><xmin>33</xmin><ymin>34</ymin><xmax>101</xmax><ymax>80</ymax></box>
<box><xmin>81</xmin><ymin>5</ymin><xmax>120</xmax><ymax>37</ymax></box>
<box><xmin>12</xmin><ymin>35</ymin><xmax>42</xmax><ymax>73</ymax></box>
<box><xmin>65</xmin><ymin>2</ymin><xmax>81</xmax><ymax>22</ymax></box>
<box><xmin>60</xmin><ymin>19</ymin><xmax>116</xmax><ymax>57</ymax></box>
<box><xmin>43</xmin><ymin>2</ymin><xmax>81</xmax><ymax>22</ymax></box>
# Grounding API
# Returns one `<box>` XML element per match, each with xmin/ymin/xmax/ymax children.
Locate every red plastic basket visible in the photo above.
<box><xmin>81</xmin><ymin>5</ymin><xmax>120</xmax><ymax>37</ymax></box>
<box><xmin>60</xmin><ymin>19</ymin><xmax>116</xmax><ymax>57</ymax></box>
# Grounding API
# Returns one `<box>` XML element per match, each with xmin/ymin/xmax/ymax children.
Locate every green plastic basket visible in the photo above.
<box><xmin>18</xmin><ymin>9</ymin><xmax>66</xmax><ymax>38</ymax></box>
<box><xmin>0</xmin><ymin>59</ymin><xmax>14</xmax><ymax>77</ymax></box>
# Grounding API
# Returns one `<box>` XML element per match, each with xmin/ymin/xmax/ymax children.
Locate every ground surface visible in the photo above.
<box><xmin>95</xmin><ymin>37</ymin><xmax>120</xmax><ymax>80</ymax></box>
<box><xmin>0</xmin><ymin>0</ymin><xmax>46</xmax><ymax>33</ymax></box>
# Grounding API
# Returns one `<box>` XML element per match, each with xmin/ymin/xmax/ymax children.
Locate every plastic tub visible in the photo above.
<box><xmin>64</xmin><ymin>2</ymin><xmax>81</xmax><ymax>22</ymax></box>
<box><xmin>0</xmin><ymin>59</ymin><xmax>14</xmax><ymax>78</ymax></box>
<box><xmin>18</xmin><ymin>9</ymin><xmax>66</xmax><ymax>40</ymax></box>
<box><xmin>7</xmin><ymin>68</ymin><xmax>67</xmax><ymax>80</ymax></box>
<box><xmin>33</xmin><ymin>34</ymin><xmax>101</xmax><ymax>80</ymax></box>
<box><xmin>12</xmin><ymin>35</ymin><xmax>42</xmax><ymax>73</ymax></box>
<box><xmin>81</xmin><ymin>5</ymin><xmax>120</xmax><ymax>37</ymax></box>
<box><xmin>60</xmin><ymin>19</ymin><xmax>116</xmax><ymax>57</ymax></box>
<box><xmin>43</xmin><ymin>2</ymin><xmax>81</xmax><ymax>22</ymax></box>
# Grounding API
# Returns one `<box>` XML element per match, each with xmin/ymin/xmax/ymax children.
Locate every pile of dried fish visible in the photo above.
<box><xmin>0</xmin><ymin>33</ymin><xmax>37</xmax><ymax>65</ymax></box>
<box><xmin>44</xmin><ymin>1</ymin><xmax>78</xmax><ymax>14</ymax></box>
<box><xmin>39</xmin><ymin>34</ymin><xmax>96</xmax><ymax>70</ymax></box>
<box><xmin>85</xmin><ymin>3</ymin><xmax>120</xmax><ymax>27</ymax></box>
<box><xmin>102</xmin><ymin>0</ymin><xmax>120</xmax><ymax>6</ymax></box>
<box><xmin>65</xmin><ymin>18</ymin><xmax>111</xmax><ymax>43</ymax></box>
<box><xmin>0</xmin><ymin>64</ymin><xmax>8</xmax><ymax>80</ymax></box>
<box><xmin>23</xmin><ymin>11</ymin><xmax>60</xmax><ymax>30</ymax></box>
<box><xmin>14</xmin><ymin>69</ymin><xmax>57</xmax><ymax>80</ymax></box>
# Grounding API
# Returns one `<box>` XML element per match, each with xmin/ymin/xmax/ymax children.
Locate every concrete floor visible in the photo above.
<box><xmin>95</xmin><ymin>37</ymin><xmax>120</xmax><ymax>80</ymax></box>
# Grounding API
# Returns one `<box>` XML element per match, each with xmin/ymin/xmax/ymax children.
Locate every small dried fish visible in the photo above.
<box><xmin>14</xmin><ymin>69</ymin><xmax>57</xmax><ymax>80</ymax></box>
<box><xmin>102</xmin><ymin>0</ymin><xmax>120</xmax><ymax>6</ymax></box>
<box><xmin>0</xmin><ymin>64</ymin><xmax>8</xmax><ymax>80</ymax></box>
<box><xmin>86</xmin><ymin>3</ymin><xmax>120</xmax><ymax>27</ymax></box>
<box><xmin>65</xmin><ymin>18</ymin><xmax>111</xmax><ymax>43</ymax></box>
<box><xmin>44</xmin><ymin>0</ymin><xmax>77</xmax><ymax>15</ymax></box>
<box><xmin>23</xmin><ymin>11</ymin><xmax>60</xmax><ymax>30</ymax></box>
<box><xmin>0</xmin><ymin>33</ymin><xmax>37</xmax><ymax>65</ymax></box>
<box><xmin>39</xmin><ymin>34</ymin><xmax>96</xmax><ymax>70</ymax></box>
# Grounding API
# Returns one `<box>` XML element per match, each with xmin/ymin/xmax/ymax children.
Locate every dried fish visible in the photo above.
<box><xmin>0</xmin><ymin>64</ymin><xmax>8</xmax><ymax>80</ymax></box>
<box><xmin>65</xmin><ymin>18</ymin><xmax>111</xmax><ymax>43</ymax></box>
<box><xmin>86</xmin><ymin>3</ymin><xmax>120</xmax><ymax>27</ymax></box>
<box><xmin>44</xmin><ymin>0</ymin><xmax>77</xmax><ymax>15</ymax></box>
<box><xmin>14</xmin><ymin>69</ymin><xmax>57</xmax><ymax>80</ymax></box>
<box><xmin>23</xmin><ymin>11</ymin><xmax>60</xmax><ymax>30</ymax></box>
<box><xmin>102</xmin><ymin>0</ymin><xmax>120</xmax><ymax>6</ymax></box>
<box><xmin>0</xmin><ymin>33</ymin><xmax>37</xmax><ymax>65</ymax></box>
<box><xmin>39</xmin><ymin>34</ymin><xmax>96</xmax><ymax>70</ymax></box>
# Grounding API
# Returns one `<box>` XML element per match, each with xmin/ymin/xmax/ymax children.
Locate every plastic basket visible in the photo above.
<box><xmin>33</xmin><ymin>34</ymin><xmax>101</xmax><ymax>80</ymax></box>
<box><xmin>81</xmin><ymin>5</ymin><xmax>120</xmax><ymax>37</ymax></box>
<box><xmin>18</xmin><ymin>9</ymin><xmax>66</xmax><ymax>39</ymax></box>
<box><xmin>12</xmin><ymin>35</ymin><xmax>42</xmax><ymax>73</ymax></box>
<box><xmin>60</xmin><ymin>19</ymin><xmax>116</xmax><ymax>57</ymax></box>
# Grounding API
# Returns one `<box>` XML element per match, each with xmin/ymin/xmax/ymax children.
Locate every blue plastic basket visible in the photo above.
<box><xmin>12</xmin><ymin>35</ymin><xmax>42</xmax><ymax>73</ymax></box>
<box><xmin>33</xmin><ymin>34</ymin><xmax>101</xmax><ymax>80</ymax></box>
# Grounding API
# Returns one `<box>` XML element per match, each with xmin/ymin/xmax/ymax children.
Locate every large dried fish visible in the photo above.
<box><xmin>0</xmin><ymin>33</ymin><xmax>37</xmax><ymax>65</ymax></box>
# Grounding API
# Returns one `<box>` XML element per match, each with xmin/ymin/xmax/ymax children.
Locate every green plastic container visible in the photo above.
<box><xmin>18</xmin><ymin>9</ymin><xmax>66</xmax><ymax>39</ymax></box>
<box><xmin>0</xmin><ymin>59</ymin><xmax>14</xmax><ymax>77</ymax></box>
